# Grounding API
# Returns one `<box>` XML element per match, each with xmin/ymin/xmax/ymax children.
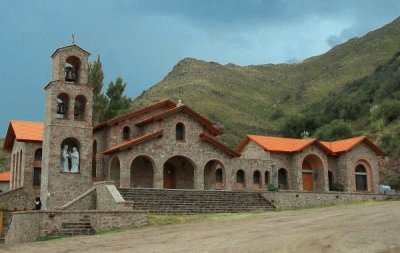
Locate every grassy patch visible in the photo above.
<box><xmin>95</xmin><ymin>226</ymin><xmax>124</xmax><ymax>236</ymax></box>
<box><xmin>36</xmin><ymin>236</ymin><xmax>70</xmax><ymax>242</ymax></box>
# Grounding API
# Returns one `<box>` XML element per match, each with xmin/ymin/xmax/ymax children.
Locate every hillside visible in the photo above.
<box><xmin>132</xmin><ymin>17</ymin><xmax>400</xmax><ymax>146</ymax></box>
<box><xmin>0</xmin><ymin>139</ymin><xmax>9</xmax><ymax>171</ymax></box>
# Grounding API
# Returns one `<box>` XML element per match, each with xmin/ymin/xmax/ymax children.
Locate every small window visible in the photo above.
<box><xmin>176</xmin><ymin>123</ymin><xmax>185</xmax><ymax>141</ymax></box>
<box><xmin>265</xmin><ymin>171</ymin><xmax>270</xmax><ymax>185</ymax></box>
<box><xmin>215</xmin><ymin>168</ymin><xmax>223</xmax><ymax>182</ymax></box>
<box><xmin>237</xmin><ymin>170</ymin><xmax>245</xmax><ymax>183</ymax></box>
<box><xmin>74</xmin><ymin>95</ymin><xmax>86</xmax><ymax>120</ymax></box>
<box><xmin>253</xmin><ymin>171</ymin><xmax>261</xmax><ymax>184</ymax></box>
<box><xmin>278</xmin><ymin>168</ymin><xmax>288</xmax><ymax>189</ymax></box>
<box><xmin>34</xmin><ymin>148</ymin><xmax>42</xmax><ymax>161</ymax></box>
<box><xmin>123</xmin><ymin>126</ymin><xmax>130</xmax><ymax>140</ymax></box>
<box><xmin>33</xmin><ymin>167</ymin><xmax>41</xmax><ymax>187</ymax></box>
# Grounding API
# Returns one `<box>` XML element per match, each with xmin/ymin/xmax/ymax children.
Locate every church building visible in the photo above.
<box><xmin>1</xmin><ymin>43</ymin><xmax>384</xmax><ymax>212</ymax></box>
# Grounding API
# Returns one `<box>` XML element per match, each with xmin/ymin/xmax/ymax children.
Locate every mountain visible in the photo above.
<box><xmin>0</xmin><ymin>139</ymin><xmax>9</xmax><ymax>171</ymax></box>
<box><xmin>132</xmin><ymin>17</ymin><xmax>400</xmax><ymax>147</ymax></box>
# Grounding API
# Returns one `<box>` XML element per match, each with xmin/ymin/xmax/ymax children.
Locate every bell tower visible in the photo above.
<box><xmin>41</xmin><ymin>44</ymin><xmax>93</xmax><ymax>210</ymax></box>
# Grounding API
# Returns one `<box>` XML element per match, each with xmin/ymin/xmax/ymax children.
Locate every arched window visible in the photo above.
<box><xmin>123</xmin><ymin>126</ymin><xmax>130</xmax><ymax>140</ymax></box>
<box><xmin>215</xmin><ymin>168</ymin><xmax>223</xmax><ymax>182</ymax></box>
<box><xmin>253</xmin><ymin>170</ymin><xmax>261</xmax><ymax>184</ymax></box>
<box><xmin>355</xmin><ymin>164</ymin><xmax>368</xmax><ymax>191</ymax></box>
<box><xmin>65</xmin><ymin>56</ymin><xmax>80</xmax><ymax>82</ymax></box>
<box><xmin>56</xmin><ymin>93</ymin><xmax>69</xmax><ymax>119</ymax></box>
<box><xmin>176</xmin><ymin>123</ymin><xmax>185</xmax><ymax>141</ymax></box>
<box><xmin>278</xmin><ymin>168</ymin><xmax>288</xmax><ymax>189</ymax></box>
<box><xmin>34</xmin><ymin>148</ymin><xmax>42</xmax><ymax>161</ymax></box>
<box><xmin>60</xmin><ymin>138</ymin><xmax>80</xmax><ymax>173</ymax></box>
<box><xmin>92</xmin><ymin>140</ymin><xmax>97</xmax><ymax>178</ymax></box>
<box><xmin>328</xmin><ymin>171</ymin><xmax>334</xmax><ymax>191</ymax></box>
<box><xmin>236</xmin><ymin>169</ymin><xmax>245</xmax><ymax>183</ymax></box>
<box><xmin>265</xmin><ymin>171</ymin><xmax>270</xmax><ymax>185</ymax></box>
<box><xmin>74</xmin><ymin>95</ymin><xmax>86</xmax><ymax>120</ymax></box>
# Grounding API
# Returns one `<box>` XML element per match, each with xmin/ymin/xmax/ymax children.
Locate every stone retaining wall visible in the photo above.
<box><xmin>0</xmin><ymin>187</ymin><xmax>39</xmax><ymax>210</ymax></box>
<box><xmin>5</xmin><ymin>210</ymin><xmax>147</xmax><ymax>244</ymax></box>
<box><xmin>261</xmin><ymin>191</ymin><xmax>388</xmax><ymax>209</ymax></box>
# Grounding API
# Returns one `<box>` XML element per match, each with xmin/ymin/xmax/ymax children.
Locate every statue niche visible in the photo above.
<box><xmin>60</xmin><ymin>138</ymin><xmax>80</xmax><ymax>173</ymax></box>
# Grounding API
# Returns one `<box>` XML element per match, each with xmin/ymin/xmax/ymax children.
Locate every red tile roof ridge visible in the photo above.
<box><xmin>0</xmin><ymin>171</ymin><xmax>10</xmax><ymax>181</ymax></box>
<box><xmin>103</xmin><ymin>130</ymin><xmax>164</xmax><ymax>155</ymax></box>
<box><xmin>3</xmin><ymin>121</ymin><xmax>44</xmax><ymax>150</ymax></box>
<box><xmin>94</xmin><ymin>99</ymin><xmax>176</xmax><ymax>132</ymax></box>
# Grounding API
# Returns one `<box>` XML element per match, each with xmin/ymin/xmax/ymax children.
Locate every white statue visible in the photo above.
<box><xmin>61</xmin><ymin>145</ymin><xmax>70</xmax><ymax>172</ymax></box>
<box><xmin>70</xmin><ymin>147</ymin><xmax>80</xmax><ymax>173</ymax></box>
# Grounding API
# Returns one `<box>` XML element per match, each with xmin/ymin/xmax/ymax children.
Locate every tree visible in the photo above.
<box><xmin>104</xmin><ymin>77</ymin><xmax>132</xmax><ymax>120</ymax></box>
<box><xmin>89</xmin><ymin>55</ymin><xmax>108</xmax><ymax>124</ymax></box>
<box><xmin>314</xmin><ymin>120</ymin><xmax>355</xmax><ymax>141</ymax></box>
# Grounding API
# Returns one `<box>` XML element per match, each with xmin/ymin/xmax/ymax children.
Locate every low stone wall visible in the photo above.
<box><xmin>5</xmin><ymin>210</ymin><xmax>147</xmax><ymax>244</ymax></box>
<box><xmin>261</xmin><ymin>191</ymin><xmax>388</xmax><ymax>209</ymax></box>
<box><xmin>95</xmin><ymin>181</ymin><xmax>130</xmax><ymax>211</ymax></box>
<box><xmin>59</xmin><ymin>188</ymin><xmax>96</xmax><ymax>211</ymax></box>
<box><xmin>0</xmin><ymin>187</ymin><xmax>39</xmax><ymax>210</ymax></box>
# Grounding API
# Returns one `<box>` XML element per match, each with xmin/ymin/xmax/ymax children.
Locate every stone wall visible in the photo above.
<box><xmin>5</xmin><ymin>210</ymin><xmax>147</xmax><ymax>244</ymax></box>
<box><xmin>59</xmin><ymin>188</ymin><xmax>96</xmax><ymax>211</ymax></box>
<box><xmin>261</xmin><ymin>191</ymin><xmax>387</xmax><ymax>209</ymax></box>
<box><xmin>94</xmin><ymin>181</ymin><xmax>129</xmax><ymax>211</ymax></box>
<box><xmin>0</xmin><ymin>187</ymin><xmax>39</xmax><ymax>210</ymax></box>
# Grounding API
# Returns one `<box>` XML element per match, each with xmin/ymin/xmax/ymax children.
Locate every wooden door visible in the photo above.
<box><xmin>302</xmin><ymin>173</ymin><xmax>313</xmax><ymax>191</ymax></box>
<box><xmin>163</xmin><ymin>163</ymin><xmax>176</xmax><ymax>189</ymax></box>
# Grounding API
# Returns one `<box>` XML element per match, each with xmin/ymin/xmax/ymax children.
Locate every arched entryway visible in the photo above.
<box><xmin>130</xmin><ymin>156</ymin><xmax>154</xmax><ymax>188</ymax></box>
<box><xmin>236</xmin><ymin>169</ymin><xmax>246</xmax><ymax>190</ymax></box>
<box><xmin>110</xmin><ymin>156</ymin><xmax>121</xmax><ymax>188</ymax></box>
<box><xmin>328</xmin><ymin>171</ymin><xmax>334</xmax><ymax>191</ymax></box>
<box><xmin>253</xmin><ymin>170</ymin><xmax>261</xmax><ymax>190</ymax></box>
<box><xmin>302</xmin><ymin>154</ymin><xmax>324</xmax><ymax>192</ymax></box>
<box><xmin>204</xmin><ymin>160</ymin><xmax>225</xmax><ymax>190</ymax></box>
<box><xmin>278</xmin><ymin>168</ymin><xmax>288</xmax><ymax>189</ymax></box>
<box><xmin>163</xmin><ymin>156</ymin><xmax>195</xmax><ymax>189</ymax></box>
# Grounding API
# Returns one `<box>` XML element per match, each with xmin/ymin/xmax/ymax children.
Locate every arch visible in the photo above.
<box><xmin>355</xmin><ymin>163</ymin><xmax>369</xmax><ymax>191</ymax></box>
<box><xmin>328</xmin><ymin>171</ymin><xmax>334</xmax><ymax>191</ymax></box>
<box><xmin>265</xmin><ymin>171</ymin><xmax>270</xmax><ymax>185</ymax></box>
<box><xmin>123</xmin><ymin>126</ymin><xmax>130</xmax><ymax>140</ymax></box>
<box><xmin>65</xmin><ymin>56</ymin><xmax>81</xmax><ymax>82</ymax></box>
<box><xmin>56</xmin><ymin>93</ymin><xmax>69</xmax><ymax>119</ymax></box>
<box><xmin>16</xmin><ymin>152</ymin><xmax>19</xmax><ymax>188</ymax></box>
<box><xmin>74</xmin><ymin>95</ymin><xmax>87</xmax><ymax>120</ymax></box>
<box><xmin>204</xmin><ymin>160</ymin><xmax>225</xmax><ymax>190</ymax></box>
<box><xmin>110</xmin><ymin>156</ymin><xmax>121</xmax><ymax>188</ymax></box>
<box><xmin>92</xmin><ymin>140</ymin><xmax>97</xmax><ymax>177</ymax></box>
<box><xmin>130</xmin><ymin>155</ymin><xmax>154</xmax><ymax>188</ymax></box>
<box><xmin>34</xmin><ymin>148</ymin><xmax>42</xmax><ymax>161</ymax></box>
<box><xmin>163</xmin><ymin>155</ymin><xmax>195</xmax><ymax>189</ymax></box>
<box><xmin>253</xmin><ymin>170</ymin><xmax>261</xmax><ymax>190</ymax></box>
<box><xmin>60</xmin><ymin>138</ymin><xmax>80</xmax><ymax>173</ymax></box>
<box><xmin>301</xmin><ymin>154</ymin><xmax>324</xmax><ymax>192</ymax></box>
<box><xmin>236</xmin><ymin>169</ymin><xmax>245</xmax><ymax>190</ymax></box>
<box><xmin>176</xmin><ymin>122</ymin><xmax>185</xmax><ymax>141</ymax></box>
<box><xmin>278</xmin><ymin>168</ymin><xmax>288</xmax><ymax>189</ymax></box>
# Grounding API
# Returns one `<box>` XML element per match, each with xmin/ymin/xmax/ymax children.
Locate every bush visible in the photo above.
<box><xmin>267</xmin><ymin>184</ymin><xmax>278</xmax><ymax>192</ymax></box>
<box><xmin>314</xmin><ymin>119</ymin><xmax>355</xmax><ymax>141</ymax></box>
<box><xmin>330</xmin><ymin>183</ymin><xmax>344</xmax><ymax>192</ymax></box>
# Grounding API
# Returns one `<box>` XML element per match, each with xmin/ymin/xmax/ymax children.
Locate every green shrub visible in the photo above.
<box><xmin>267</xmin><ymin>184</ymin><xmax>278</xmax><ymax>191</ymax></box>
<box><xmin>330</xmin><ymin>183</ymin><xmax>344</xmax><ymax>192</ymax></box>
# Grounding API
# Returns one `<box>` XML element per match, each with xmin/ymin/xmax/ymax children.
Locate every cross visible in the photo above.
<box><xmin>72</xmin><ymin>33</ymin><xmax>76</xmax><ymax>44</ymax></box>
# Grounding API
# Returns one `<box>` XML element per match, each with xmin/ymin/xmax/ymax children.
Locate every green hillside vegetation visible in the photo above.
<box><xmin>0</xmin><ymin>139</ymin><xmax>9</xmax><ymax>171</ymax></box>
<box><xmin>132</xmin><ymin>17</ymin><xmax>400</xmax><ymax>147</ymax></box>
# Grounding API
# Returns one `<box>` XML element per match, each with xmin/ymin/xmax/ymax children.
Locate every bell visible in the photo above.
<box><xmin>65</xmin><ymin>66</ymin><xmax>75</xmax><ymax>82</ymax></box>
<box><xmin>57</xmin><ymin>102</ymin><xmax>65</xmax><ymax>114</ymax></box>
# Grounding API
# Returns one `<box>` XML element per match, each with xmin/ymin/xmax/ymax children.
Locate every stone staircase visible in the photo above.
<box><xmin>52</xmin><ymin>215</ymin><xmax>95</xmax><ymax>237</ymax></box>
<box><xmin>119</xmin><ymin>188</ymin><xmax>275</xmax><ymax>214</ymax></box>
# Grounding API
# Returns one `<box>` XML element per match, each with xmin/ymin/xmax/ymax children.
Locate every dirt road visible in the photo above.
<box><xmin>1</xmin><ymin>201</ymin><xmax>399</xmax><ymax>253</ymax></box>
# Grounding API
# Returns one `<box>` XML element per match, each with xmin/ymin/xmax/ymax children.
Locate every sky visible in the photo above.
<box><xmin>1</xmin><ymin>0</ymin><xmax>400</xmax><ymax>136</ymax></box>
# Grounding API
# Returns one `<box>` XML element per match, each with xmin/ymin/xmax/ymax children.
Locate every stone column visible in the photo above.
<box><xmin>153</xmin><ymin>162</ymin><xmax>163</xmax><ymax>189</ymax></box>
<box><xmin>119</xmin><ymin>157</ymin><xmax>130</xmax><ymax>188</ymax></box>
<box><xmin>194</xmin><ymin>162</ymin><xmax>204</xmax><ymax>190</ymax></box>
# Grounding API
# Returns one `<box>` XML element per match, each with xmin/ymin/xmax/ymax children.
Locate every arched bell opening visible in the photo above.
<box><xmin>163</xmin><ymin>156</ymin><xmax>195</xmax><ymax>189</ymax></box>
<box><xmin>74</xmin><ymin>95</ymin><xmax>87</xmax><ymax>120</ymax></box>
<box><xmin>56</xmin><ymin>93</ymin><xmax>69</xmax><ymax>119</ymax></box>
<box><xmin>60</xmin><ymin>138</ymin><xmax>80</xmax><ymax>173</ymax></box>
<box><xmin>203</xmin><ymin>160</ymin><xmax>226</xmax><ymax>190</ymax></box>
<box><xmin>65</xmin><ymin>56</ymin><xmax>80</xmax><ymax>82</ymax></box>
<box><xmin>130</xmin><ymin>155</ymin><xmax>154</xmax><ymax>188</ymax></box>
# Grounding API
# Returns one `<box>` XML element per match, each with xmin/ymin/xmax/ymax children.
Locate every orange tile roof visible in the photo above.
<box><xmin>103</xmin><ymin>130</ymin><xmax>164</xmax><ymax>155</ymax></box>
<box><xmin>236</xmin><ymin>135</ymin><xmax>321</xmax><ymax>153</ymax></box>
<box><xmin>136</xmin><ymin>105</ymin><xmax>223</xmax><ymax>136</ymax></box>
<box><xmin>94</xmin><ymin>99</ymin><xmax>177</xmax><ymax>132</ymax></box>
<box><xmin>200</xmin><ymin>133</ymin><xmax>241</xmax><ymax>158</ymax></box>
<box><xmin>0</xmin><ymin>171</ymin><xmax>10</xmax><ymax>182</ymax></box>
<box><xmin>319</xmin><ymin>136</ymin><xmax>384</xmax><ymax>156</ymax></box>
<box><xmin>3</xmin><ymin>121</ymin><xmax>44</xmax><ymax>150</ymax></box>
